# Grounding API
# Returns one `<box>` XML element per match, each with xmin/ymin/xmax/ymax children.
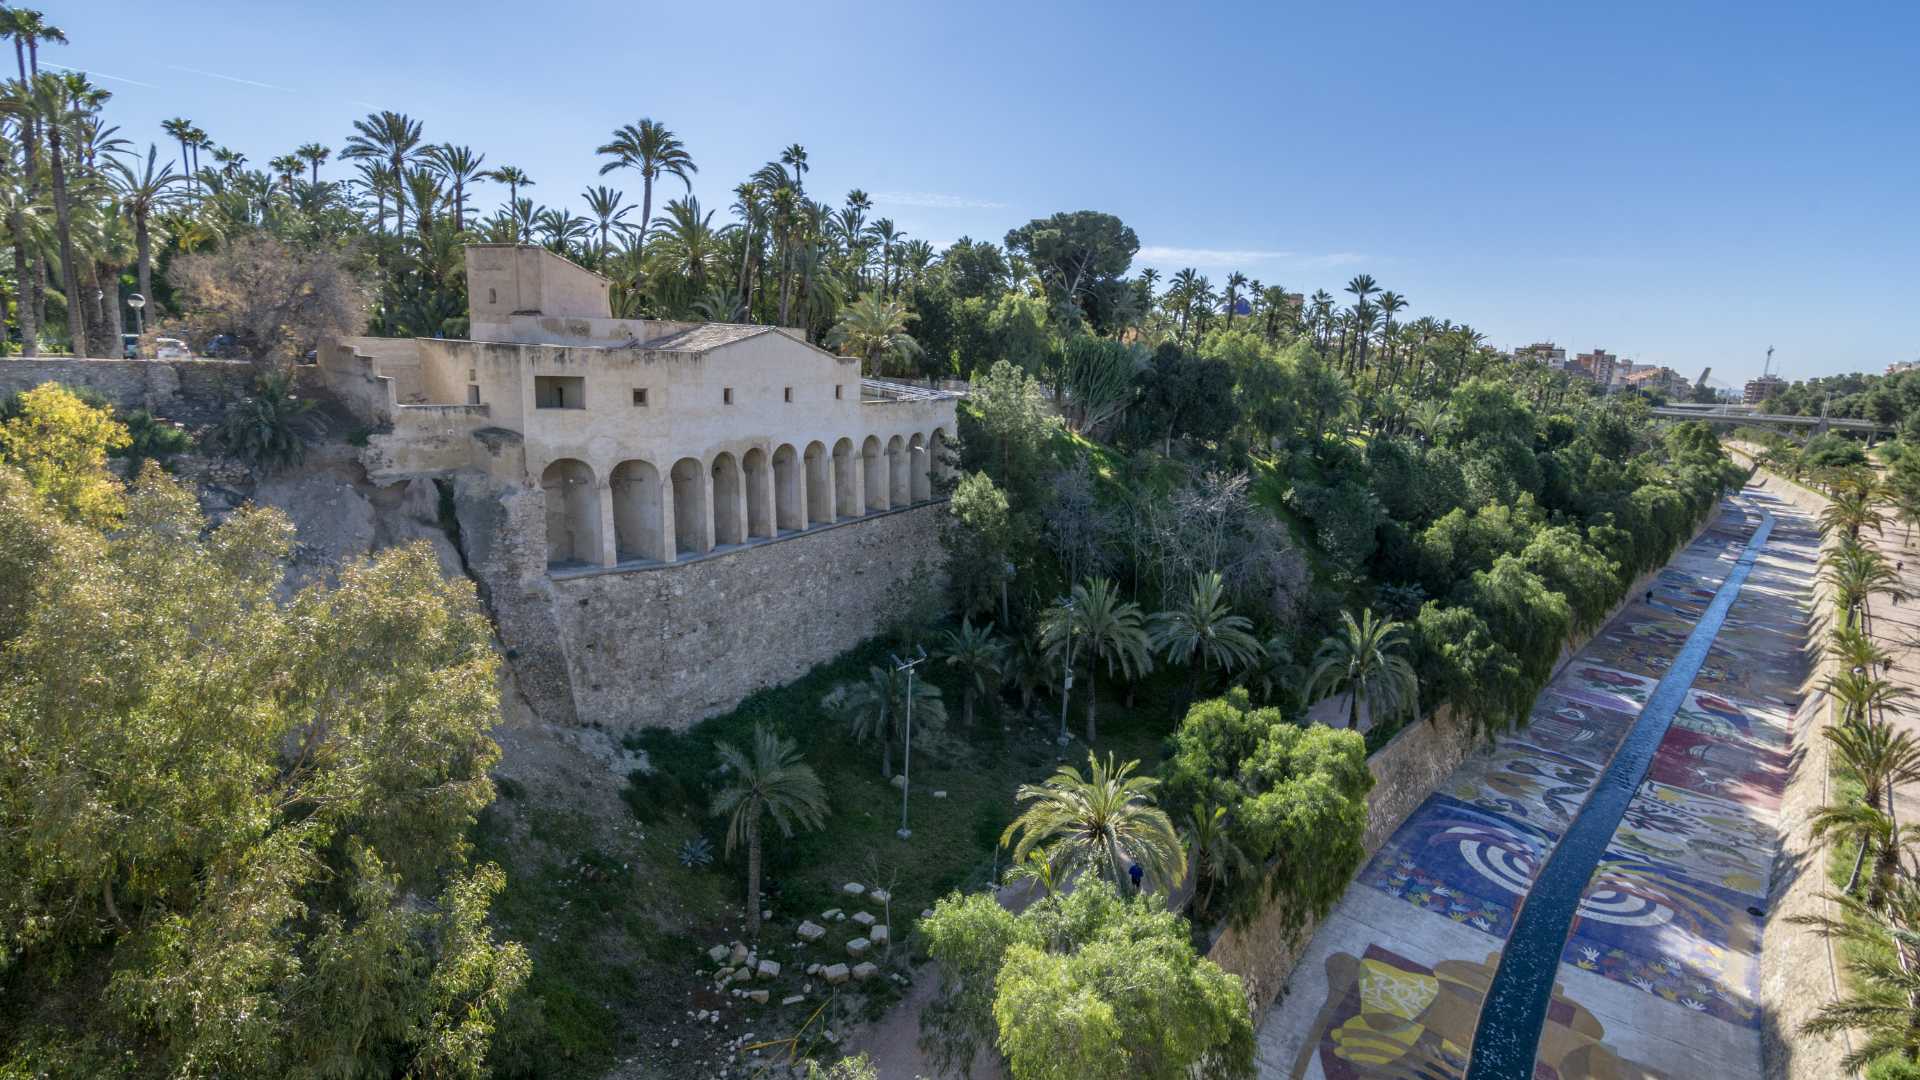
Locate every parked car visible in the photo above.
<box><xmin>153</xmin><ymin>337</ymin><xmax>190</xmax><ymax>359</ymax></box>
<box><xmin>122</xmin><ymin>333</ymin><xmax>140</xmax><ymax>359</ymax></box>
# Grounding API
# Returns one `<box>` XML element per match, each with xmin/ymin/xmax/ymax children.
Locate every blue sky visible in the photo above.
<box><xmin>51</xmin><ymin>0</ymin><xmax>1919</xmax><ymax>384</ymax></box>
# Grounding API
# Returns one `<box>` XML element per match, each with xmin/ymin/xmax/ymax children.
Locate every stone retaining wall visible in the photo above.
<box><xmin>451</xmin><ymin>468</ymin><xmax>945</xmax><ymax>731</ymax></box>
<box><xmin>0</xmin><ymin>357</ymin><xmax>252</xmax><ymax>427</ymax></box>
<box><xmin>1211</xmin><ymin>500</ymin><xmax>1731</xmax><ymax>1016</ymax></box>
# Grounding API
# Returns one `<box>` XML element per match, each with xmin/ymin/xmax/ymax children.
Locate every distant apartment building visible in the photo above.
<box><xmin>1744</xmin><ymin>374</ymin><xmax>1786</xmax><ymax>404</ymax></box>
<box><xmin>1888</xmin><ymin>360</ymin><xmax>1920</xmax><ymax>376</ymax></box>
<box><xmin>1575</xmin><ymin>348</ymin><xmax>1621</xmax><ymax>388</ymax></box>
<box><xmin>1624</xmin><ymin>366</ymin><xmax>1690</xmax><ymax>396</ymax></box>
<box><xmin>1514</xmin><ymin>342</ymin><xmax>1569</xmax><ymax>369</ymax></box>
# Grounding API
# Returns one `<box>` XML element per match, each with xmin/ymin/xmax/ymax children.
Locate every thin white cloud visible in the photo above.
<box><xmin>46</xmin><ymin>61</ymin><xmax>158</xmax><ymax>89</ymax></box>
<box><xmin>1137</xmin><ymin>246</ymin><xmax>1373</xmax><ymax>269</ymax></box>
<box><xmin>872</xmin><ymin>191</ymin><xmax>1007</xmax><ymax>210</ymax></box>
<box><xmin>167</xmin><ymin>64</ymin><xmax>294</xmax><ymax>92</ymax></box>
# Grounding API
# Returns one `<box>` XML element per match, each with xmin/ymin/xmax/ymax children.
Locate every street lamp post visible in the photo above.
<box><xmin>892</xmin><ymin>649</ymin><xmax>927</xmax><ymax>839</ymax></box>
<box><xmin>1056</xmin><ymin>597</ymin><xmax>1076</xmax><ymax>746</ymax></box>
<box><xmin>127</xmin><ymin>293</ymin><xmax>146</xmax><ymax>341</ymax></box>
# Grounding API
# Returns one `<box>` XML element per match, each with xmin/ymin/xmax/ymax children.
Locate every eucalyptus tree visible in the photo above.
<box><xmin>596</xmin><ymin>119</ymin><xmax>694</xmax><ymax>258</ymax></box>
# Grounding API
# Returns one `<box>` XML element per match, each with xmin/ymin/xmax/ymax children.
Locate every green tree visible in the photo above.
<box><xmin>1003</xmin><ymin>211</ymin><xmax>1139</xmax><ymax>331</ymax></box>
<box><xmin>1307</xmin><ymin>608</ymin><xmax>1419</xmax><ymax>731</ymax></box>
<box><xmin>823</xmin><ymin>664</ymin><xmax>947</xmax><ymax>779</ymax></box>
<box><xmin>943</xmin><ymin>471</ymin><xmax>1017</xmax><ymax>621</ymax></box>
<box><xmin>1000</xmin><ymin>753</ymin><xmax>1185</xmax><ymax>893</ymax></box>
<box><xmin>0</xmin><ymin>381</ymin><xmax>129</xmax><ymax>527</ymax></box>
<box><xmin>1039</xmin><ymin>578</ymin><xmax>1153</xmax><ymax>742</ymax></box>
<box><xmin>595</xmin><ymin>118</ymin><xmax>695</xmax><ymax>258</ymax></box>
<box><xmin>0</xmin><ymin>466</ymin><xmax>526</xmax><ymax>1077</ymax></box>
<box><xmin>709</xmin><ymin>724</ymin><xmax>829</xmax><ymax>940</ymax></box>
<box><xmin>935</xmin><ymin>618</ymin><xmax>1006</xmax><ymax>729</ymax></box>
<box><xmin>828</xmin><ymin>291</ymin><xmax>922</xmax><ymax>376</ymax></box>
<box><xmin>1151</xmin><ymin>571</ymin><xmax>1263</xmax><ymax>699</ymax></box>
<box><xmin>1792</xmin><ymin>881</ymin><xmax>1920</xmax><ymax>1071</ymax></box>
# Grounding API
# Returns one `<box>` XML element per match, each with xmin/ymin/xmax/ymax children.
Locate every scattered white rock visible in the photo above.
<box><xmin>822</xmin><ymin>963</ymin><xmax>851</xmax><ymax>984</ymax></box>
<box><xmin>746</xmin><ymin>989</ymin><xmax>769</xmax><ymax>1004</ymax></box>
<box><xmin>842</xmin><ymin>882</ymin><xmax>866</xmax><ymax>897</ymax></box>
<box><xmin>852</xmin><ymin>961</ymin><xmax>879</xmax><ymax>981</ymax></box>
<box><xmin>756</xmin><ymin>959</ymin><xmax>782</xmax><ymax>980</ymax></box>
<box><xmin>870</xmin><ymin>925</ymin><xmax>890</xmax><ymax>946</ymax></box>
<box><xmin>806</xmin><ymin>962</ymin><xmax>822</xmax><ymax>975</ymax></box>
<box><xmin>890</xmin><ymin>774</ymin><xmax>908</xmax><ymax>789</ymax></box>
<box><xmin>851</xmin><ymin>911</ymin><xmax>876</xmax><ymax>928</ymax></box>
<box><xmin>932</xmin><ymin>790</ymin><xmax>948</xmax><ymax>799</ymax></box>
<box><xmin>781</xmin><ymin>994</ymin><xmax>805</xmax><ymax>1006</ymax></box>
<box><xmin>708</xmin><ymin>944</ymin><xmax>730</xmax><ymax>963</ymax></box>
<box><xmin>822</xmin><ymin>908</ymin><xmax>843</xmax><ymax>920</ymax></box>
<box><xmin>729</xmin><ymin>942</ymin><xmax>749</xmax><ymax>965</ymax></box>
<box><xmin>796</xmin><ymin>920</ymin><xmax>827</xmax><ymax>943</ymax></box>
<box><xmin>846</xmin><ymin>937</ymin><xmax>871</xmax><ymax>958</ymax></box>
<box><xmin>868</xmin><ymin>888</ymin><xmax>891</xmax><ymax>904</ymax></box>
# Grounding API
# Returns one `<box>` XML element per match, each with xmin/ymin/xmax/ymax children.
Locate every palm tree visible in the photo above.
<box><xmin>935</xmin><ymin>619</ymin><xmax>1005</xmax><ymax>729</ymax></box>
<box><xmin>1222</xmin><ymin>271</ymin><xmax>1248</xmax><ymax>327</ymax></box>
<box><xmin>824</xmin><ymin>665</ymin><xmax>947</xmax><ymax>779</ymax></box>
<box><xmin>1151</xmin><ymin>571</ymin><xmax>1262</xmax><ymax>700</ymax></box>
<box><xmin>483</xmin><ymin>164</ymin><xmax>533</xmax><ymax>207</ymax></box>
<box><xmin>1827</xmin><ymin>715</ymin><xmax>1920</xmax><ymax>813</ymax></box>
<box><xmin>1373</xmin><ymin>290</ymin><xmax>1407</xmax><ymax>394</ymax></box>
<box><xmin>596</xmin><ymin>119</ymin><xmax>695</xmax><ymax>258</ymax></box>
<box><xmin>709</xmin><ymin>724</ymin><xmax>828</xmax><ymax>940</ymax></box>
<box><xmin>1038</xmin><ymin>578</ymin><xmax>1153</xmax><ymax>743</ymax></box>
<box><xmin>780</xmin><ymin>143</ymin><xmax>808</xmax><ymax>191</ymax></box>
<box><xmin>108</xmin><ymin>144</ymin><xmax>187</xmax><ymax>319</ymax></box>
<box><xmin>828</xmin><ymin>292</ymin><xmax>920</xmax><ymax>376</ymax></box>
<box><xmin>1308</xmin><ymin>608</ymin><xmax>1418</xmax><ymax>731</ymax></box>
<box><xmin>1811</xmin><ymin>799</ymin><xmax>1909</xmax><ymax>898</ymax></box>
<box><xmin>295</xmin><ymin>142</ymin><xmax>330</xmax><ymax>185</ymax></box>
<box><xmin>580</xmin><ymin>185</ymin><xmax>634</xmax><ymax>261</ymax></box>
<box><xmin>1000</xmin><ymin>753</ymin><xmax>1186</xmax><ymax>893</ymax></box>
<box><xmin>160</xmin><ymin>116</ymin><xmax>196</xmax><ymax>189</ymax></box>
<box><xmin>342</xmin><ymin>110</ymin><xmax>425</xmax><ymax>234</ymax></box>
<box><xmin>1183</xmin><ymin>802</ymin><xmax>1252</xmax><ymax>914</ymax></box>
<box><xmin>869</xmin><ymin>217</ymin><xmax>905</xmax><ymax>295</ymax></box>
<box><xmin>29</xmin><ymin>73</ymin><xmax>85</xmax><ymax>354</ymax></box>
<box><xmin>1791</xmin><ymin>880</ymin><xmax>1920</xmax><ymax>1069</ymax></box>
<box><xmin>425</xmin><ymin>143</ymin><xmax>485</xmax><ymax>230</ymax></box>
<box><xmin>1823</xmin><ymin>540</ymin><xmax>1903</xmax><ymax>632</ymax></box>
<box><xmin>1821</xmin><ymin>488</ymin><xmax>1890</xmax><ymax>542</ymax></box>
<box><xmin>1344</xmin><ymin>274</ymin><xmax>1379</xmax><ymax>369</ymax></box>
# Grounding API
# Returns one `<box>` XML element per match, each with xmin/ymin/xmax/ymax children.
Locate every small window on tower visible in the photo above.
<box><xmin>784</xmin><ymin>386</ymin><xmax>793</xmax><ymax>403</ymax></box>
<box><xmin>723</xmin><ymin>388</ymin><xmax>734</xmax><ymax>405</ymax></box>
<box><xmin>632</xmin><ymin>388</ymin><xmax>648</xmax><ymax>406</ymax></box>
<box><xmin>467</xmin><ymin>385</ymin><xmax>481</xmax><ymax>405</ymax></box>
<box><xmin>834</xmin><ymin>384</ymin><xmax>844</xmax><ymax>400</ymax></box>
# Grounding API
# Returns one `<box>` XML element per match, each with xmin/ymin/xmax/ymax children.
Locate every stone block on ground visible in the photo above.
<box><xmin>867</xmin><ymin>888</ymin><xmax>890</xmax><ymax>904</ymax></box>
<box><xmin>708</xmin><ymin>944</ymin><xmax>729</xmax><ymax>963</ymax></box>
<box><xmin>746</xmin><ymin>989</ymin><xmax>769</xmax><ymax>1004</ymax></box>
<box><xmin>782</xmin><ymin>994</ymin><xmax>805</xmax><ymax>1006</ymax></box>
<box><xmin>870</xmin><ymin>925</ymin><xmax>890</xmax><ymax>946</ymax></box>
<box><xmin>851</xmin><ymin>910</ymin><xmax>876</xmax><ymax>928</ymax></box>
<box><xmin>846</xmin><ymin>938</ymin><xmax>871</xmax><ymax>958</ymax></box>
<box><xmin>756</xmin><ymin>959</ymin><xmax>781</xmax><ymax>980</ymax></box>
<box><xmin>852</xmin><ymin>962</ymin><xmax>878</xmax><ymax>981</ymax></box>
<box><xmin>729</xmin><ymin>942</ymin><xmax>749</xmax><ymax>965</ymax></box>
<box><xmin>842</xmin><ymin>882</ymin><xmax>866</xmax><ymax>897</ymax></box>
<box><xmin>822</xmin><ymin>963</ymin><xmax>851</xmax><ymax>984</ymax></box>
<box><xmin>796</xmin><ymin>920</ymin><xmax>827</xmax><ymax>943</ymax></box>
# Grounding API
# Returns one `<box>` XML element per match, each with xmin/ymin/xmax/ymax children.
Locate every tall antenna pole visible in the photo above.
<box><xmin>1763</xmin><ymin>345</ymin><xmax>1774</xmax><ymax>379</ymax></box>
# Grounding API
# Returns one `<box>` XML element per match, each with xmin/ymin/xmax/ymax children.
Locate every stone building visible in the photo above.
<box><xmin>315</xmin><ymin>244</ymin><xmax>960</xmax><ymax>730</ymax></box>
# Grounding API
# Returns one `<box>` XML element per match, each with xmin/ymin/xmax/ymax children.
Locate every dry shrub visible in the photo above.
<box><xmin>169</xmin><ymin>234</ymin><xmax>368</xmax><ymax>367</ymax></box>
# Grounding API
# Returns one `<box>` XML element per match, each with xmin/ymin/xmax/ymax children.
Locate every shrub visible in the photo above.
<box><xmin>215</xmin><ymin>371</ymin><xmax>316</xmax><ymax>471</ymax></box>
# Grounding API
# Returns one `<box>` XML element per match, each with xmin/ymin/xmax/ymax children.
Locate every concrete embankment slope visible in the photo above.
<box><xmin>1725</xmin><ymin>448</ymin><xmax>1860</xmax><ymax>1080</ymax></box>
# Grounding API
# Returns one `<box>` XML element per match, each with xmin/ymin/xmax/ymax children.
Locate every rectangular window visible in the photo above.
<box><xmin>723</xmin><ymin>387</ymin><xmax>734</xmax><ymax>405</ymax></box>
<box><xmin>467</xmin><ymin>385</ymin><xmax>481</xmax><ymax>405</ymax></box>
<box><xmin>632</xmin><ymin>388</ymin><xmax>648</xmax><ymax>406</ymax></box>
<box><xmin>467</xmin><ymin>369</ymin><xmax>476</xmax><ymax>382</ymax></box>
<box><xmin>835</xmin><ymin>384</ymin><xmax>844</xmax><ymax>400</ymax></box>
<box><xmin>533</xmin><ymin>375</ymin><xmax>585</xmax><ymax>410</ymax></box>
<box><xmin>784</xmin><ymin>386</ymin><xmax>793</xmax><ymax>403</ymax></box>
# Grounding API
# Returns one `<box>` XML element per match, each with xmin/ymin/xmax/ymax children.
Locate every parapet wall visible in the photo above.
<box><xmin>450</xmin><ymin>471</ymin><xmax>945</xmax><ymax>731</ymax></box>
<box><xmin>0</xmin><ymin>358</ymin><xmax>252</xmax><ymax>426</ymax></box>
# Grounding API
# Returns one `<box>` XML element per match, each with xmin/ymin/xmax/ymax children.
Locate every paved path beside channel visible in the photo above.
<box><xmin>1256</xmin><ymin>488</ymin><xmax>1818</xmax><ymax>1079</ymax></box>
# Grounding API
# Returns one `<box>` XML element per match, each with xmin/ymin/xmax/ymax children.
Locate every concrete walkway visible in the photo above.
<box><xmin>1255</xmin><ymin>489</ymin><xmax>1818</xmax><ymax>1079</ymax></box>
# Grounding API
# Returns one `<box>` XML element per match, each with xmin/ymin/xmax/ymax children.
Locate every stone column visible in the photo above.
<box><xmin>851</xmin><ymin>451</ymin><xmax>867</xmax><ymax>516</ymax></box>
<box><xmin>660</xmin><ymin>485</ymin><xmax>678</xmax><ymax>562</ymax></box>
<box><xmin>757</xmin><ymin>449</ymin><xmax>778</xmax><ymax>537</ymax></box>
<box><xmin>596</xmin><ymin>480</ymin><xmax>618</xmax><ymax>567</ymax></box>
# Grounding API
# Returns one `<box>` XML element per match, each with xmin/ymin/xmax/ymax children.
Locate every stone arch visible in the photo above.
<box><xmin>909</xmin><ymin>433</ymin><xmax>930</xmax><ymax>502</ymax></box>
<box><xmin>743</xmin><ymin>447</ymin><xmax>773</xmax><ymax>539</ymax></box>
<box><xmin>711</xmin><ymin>452</ymin><xmax>745</xmax><ymax>547</ymax></box>
<box><xmin>772</xmin><ymin>444</ymin><xmax>803</xmax><ymax>533</ymax></box>
<box><xmin>541</xmin><ymin>458</ymin><xmax>600</xmax><ymax>568</ymax></box>
<box><xmin>832</xmin><ymin>437</ymin><xmax>859</xmax><ymax>519</ymax></box>
<box><xmin>863</xmin><ymin>435</ymin><xmax>888</xmax><ymax>512</ymax></box>
<box><xmin>930</xmin><ymin>427</ymin><xmax>952</xmax><ymax>484</ymax></box>
<box><xmin>804</xmin><ymin>441</ymin><xmax>832</xmax><ymax>525</ymax></box>
<box><xmin>610</xmin><ymin>459</ymin><xmax>665</xmax><ymax>562</ymax></box>
<box><xmin>887</xmin><ymin>434</ymin><xmax>908</xmax><ymax>507</ymax></box>
<box><xmin>670</xmin><ymin>457</ymin><xmax>709</xmax><ymax>557</ymax></box>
